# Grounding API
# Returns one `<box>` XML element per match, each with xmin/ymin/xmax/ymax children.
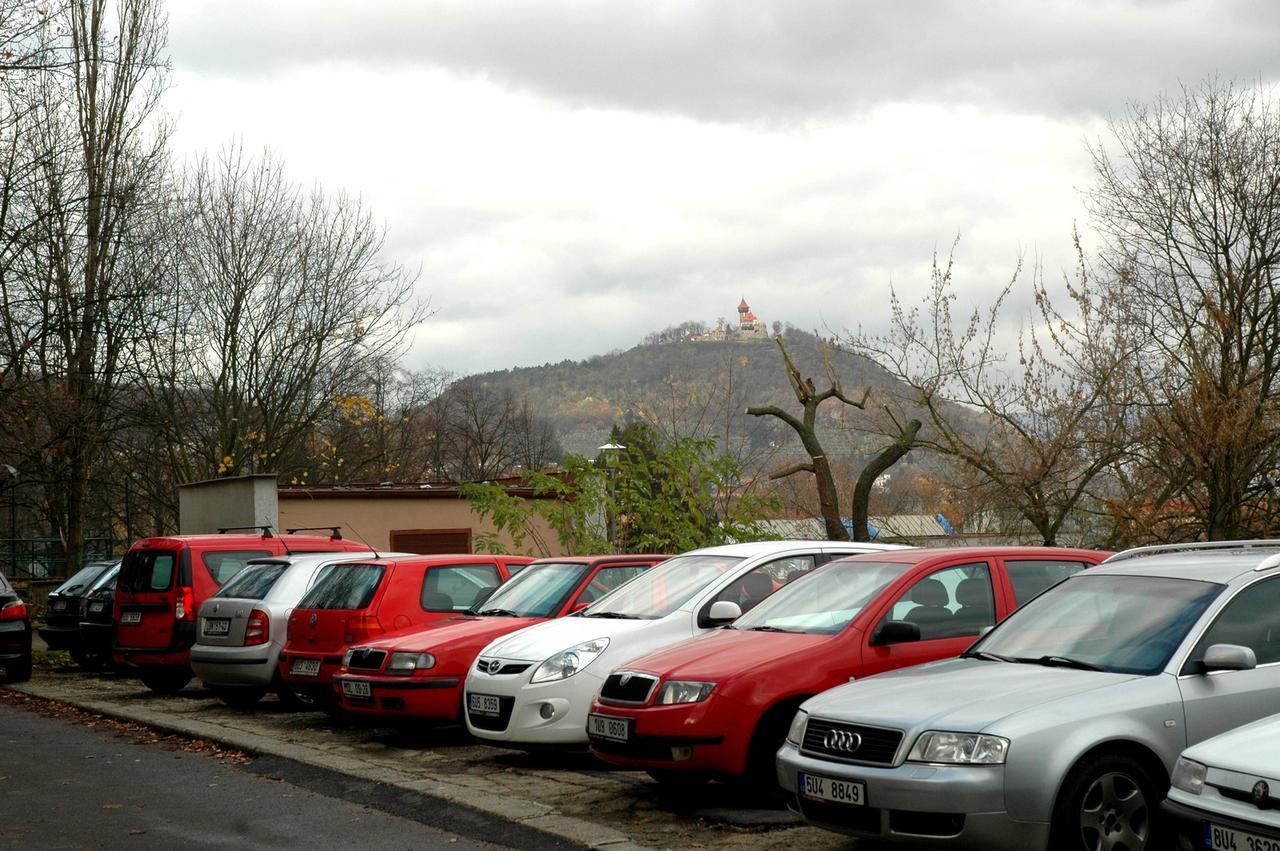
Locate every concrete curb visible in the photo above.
<box><xmin>12</xmin><ymin>682</ymin><xmax>649</xmax><ymax>851</ymax></box>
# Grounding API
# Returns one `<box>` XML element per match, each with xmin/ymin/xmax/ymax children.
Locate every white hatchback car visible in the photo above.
<box><xmin>1165</xmin><ymin>713</ymin><xmax>1280</xmax><ymax>851</ymax></box>
<box><xmin>463</xmin><ymin>540</ymin><xmax>907</xmax><ymax>746</ymax></box>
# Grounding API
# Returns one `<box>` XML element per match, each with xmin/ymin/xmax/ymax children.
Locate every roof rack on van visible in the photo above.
<box><xmin>1104</xmin><ymin>539</ymin><xmax>1280</xmax><ymax>564</ymax></box>
<box><xmin>217</xmin><ymin>525</ymin><xmax>274</xmax><ymax>537</ymax></box>
<box><xmin>285</xmin><ymin>526</ymin><xmax>343</xmax><ymax>539</ymax></box>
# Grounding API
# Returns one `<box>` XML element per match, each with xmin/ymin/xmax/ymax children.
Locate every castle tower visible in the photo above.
<box><xmin>738</xmin><ymin>297</ymin><xmax>750</xmax><ymax>321</ymax></box>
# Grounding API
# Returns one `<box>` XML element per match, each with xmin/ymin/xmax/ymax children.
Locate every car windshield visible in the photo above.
<box><xmin>581</xmin><ymin>554</ymin><xmax>744</xmax><ymax>620</ymax></box>
<box><xmin>53</xmin><ymin>563</ymin><xmax>113</xmax><ymax>596</ymax></box>
<box><xmin>732</xmin><ymin>561</ymin><xmax>910</xmax><ymax>634</ymax></box>
<box><xmin>86</xmin><ymin>564</ymin><xmax>120</xmax><ymax>594</ymax></box>
<box><xmin>475</xmin><ymin>561</ymin><xmax>587</xmax><ymax>617</ymax></box>
<box><xmin>214</xmin><ymin>561</ymin><xmax>289</xmax><ymax>601</ymax></box>
<box><xmin>298</xmin><ymin>563</ymin><xmax>386</xmax><ymax>610</ymax></box>
<box><xmin>971</xmin><ymin>574</ymin><xmax>1224</xmax><ymax>675</ymax></box>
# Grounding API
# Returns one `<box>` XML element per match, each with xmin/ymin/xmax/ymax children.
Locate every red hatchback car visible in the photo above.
<box><xmin>587</xmin><ymin>547</ymin><xmax>1109</xmax><ymax>785</ymax></box>
<box><xmin>114</xmin><ymin>529</ymin><xmax>367</xmax><ymax>692</ymax></box>
<box><xmin>278</xmin><ymin>553</ymin><xmax>532</xmax><ymax>707</ymax></box>
<box><xmin>332</xmin><ymin>554</ymin><xmax>667</xmax><ymax>719</ymax></box>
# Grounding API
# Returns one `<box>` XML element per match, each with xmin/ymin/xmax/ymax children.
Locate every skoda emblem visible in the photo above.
<box><xmin>1253</xmin><ymin>780</ymin><xmax>1270</xmax><ymax>805</ymax></box>
<box><xmin>309</xmin><ymin>613</ymin><xmax>317</xmax><ymax>627</ymax></box>
<box><xmin>823</xmin><ymin>729</ymin><xmax>863</xmax><ymax>753</ymax></box>
<box><xmin>486</xmin><ymin>659</ymin><xmax>502</xmax><ymax>675</ymax></box>
<box><xmin>619</xmin><ymin>673</ymin><xmax>633</xmax><ymax>687</ymax></box>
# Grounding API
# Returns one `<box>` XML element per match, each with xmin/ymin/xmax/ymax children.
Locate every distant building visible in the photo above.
<box><xmin>688</xmin><ymin>297</ymin><xmax>768</xmax><ymax>342</ymax></box>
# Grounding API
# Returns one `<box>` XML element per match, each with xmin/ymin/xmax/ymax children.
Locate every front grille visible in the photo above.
<box><xmin>1218</xmin><ymin>784</ymin><xmax>1279</xmax><ymax>810</ymax></box>
<box><xmin>889</xmin><ymin>810</ymin><xmax>965</xmax><ymax>837</ymax></box>
<box><xmin>801</xmin><ymin>718</ymin><xmax>903</xmax><ymax>766</ymax></box>
<box><xmin>797</xmin><ymin>798</ymin><xmax>881</xmax><ymax>833</ymax></box>
<box><xmin>474</xmin><ymin>658</ymin><xmax>532</xmax><ymax>676</ymax></box>
<box><xmin>346</xmin><ymin>649</ymin><xmax>387</xmax><ymax>671</ymax></box>
<box><xmin>466</xmin><ymin>695</ymin><xmax>515</xmax><ymax>731</ymax></box>
<box><xmin>599</xmin><ymin>672</ymin><xmax>658</xmax><ymax>704</ymax></box>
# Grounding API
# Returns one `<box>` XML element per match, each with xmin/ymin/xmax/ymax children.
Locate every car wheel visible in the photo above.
<box><xmin>73</xmin><ymin>645</ymin><xmax>110</xmax><ymax>671</ymax></box>
<box><xmin>2</xmin><ymin>655</ymin><xmax>32</xmax><ymax>684</ymax></box>
<box><xmin>139</xmin><ymin>669</ymin><xmax>193</xmax><ymax>694</ymax></box>
<box><xmin>1052</xmin><ymin>753</ymin><xmax>1160</xmax><ymax>851</ymax></box>
<box><xmin>209</xmin><ymin>685</ymin><xmax>267</xmax><ymax>709</ymax></box>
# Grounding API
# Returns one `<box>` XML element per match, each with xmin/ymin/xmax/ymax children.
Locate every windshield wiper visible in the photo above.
<box><xmin>475</xmin><ymin>608</ymin><xmax>521</xmax><ymax>617</ymax></box>
<box><xmin>960</xmin><ymin>650</ymin><xmax>1017</xmax><ymax>663</ymax></box>
<box><xmin>584</xmin><ymin>611</ymin><xmax>639</xmax><ymax>619</ymax></box>
<box><xmin>745</xmin><ymin>625</ymin><xmax>798</xmax><ymax>633</ymax></box>
<box><xmin>1028</xmin><ymin>655</ymin><xmax>1106</xmax><ymax>672</ymax></box>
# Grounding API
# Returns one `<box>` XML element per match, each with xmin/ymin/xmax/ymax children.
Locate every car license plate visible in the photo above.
<box><xmin>120</xmin><ymin>611</ymin><xmax>142</xmax><ymax>624</ymax></box>
<box><xmin>89</xmin><ymin>601</ymin><xmax>104</xmax><ymax>613</ymax></box>
<box><xmin>799</xmin><ymin>772</ymin><xmax>866</xmax><ymax>807</ymax></box>
<box><xmin>1208</xmin><ymin>823</ymin><xmax>1280</xmax><ymax>851</ymax></box>
<box><xmin>468</xmin><ymin>693</ymin><xmax>501</xmax><ymax>715</ymax></box>
<box><xmin>341</xmin><ymin>680</ymin><xmax>372</xmax><ymax>699</ymax></box>
<box><xmin>52</xmin><ymin>600</ymin><xmax>66</xmax><ymax>612</ymax></box>
<box><xmin>202</xmin><ymin>618</ymin><xmax>230</xmax><ymax>637</ymax></box>
<box><xmin>587</xmin><ymin>713</ymin><xmax>630</xmax><ymax>743</ymax></box>
<box><xmin>290</xmin><ymin>658</ymin><xmax>322</xmax><ymax>676</ymax></box>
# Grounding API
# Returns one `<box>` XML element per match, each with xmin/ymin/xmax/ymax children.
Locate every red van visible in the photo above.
<box><xmin>113</xmin><ymin>529</ymin><xmax>368</xmax><ymax>692</ymax></box>
<box><xmin>332</xmin><ymin>554</ymin><xmax>667</xmax><ymax>720</ymax></box>
<box><xmin>587</xmin><ymin>547</ymin><xmax>1109</xmax><ymax>786</ymax></box>
<box><xmin>278</xmin><ymin>553</ymin><xmax>532</xmax><ymax>707</ymax></box>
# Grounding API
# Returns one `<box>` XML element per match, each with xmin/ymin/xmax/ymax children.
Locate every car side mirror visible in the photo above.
<box><xmin>870</xmin><ymin>619</ymin><xmax>922</xmax><ymax>646</ymax></box>
<box><xmin>705</xmin><ymin>600</ymin><xmax>742</xmax><ymax>626</ymax></box>
<box><xmin>1202</xmin><ymin>643</ymin><xmax>1257</xmax><ymax>673</ymax></box>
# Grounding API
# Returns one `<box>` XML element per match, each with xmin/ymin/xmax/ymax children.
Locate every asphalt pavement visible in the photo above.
<box><xmin>0</xmin><ymin>702</ymin><xmax>564</xmax><ymax>850</ymax></box>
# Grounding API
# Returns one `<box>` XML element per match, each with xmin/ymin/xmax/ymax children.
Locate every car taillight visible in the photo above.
<box><xmin>176</xmin><ymin>586</ymin><xmax>194</xmax><ymax>621</ymax></box>
<box><xmin>344</xmin><ymin>615</ymin><xmax>383</xmax><ymax>644</ymax></box>
<box><xmin>244</xmin><ymin>609</ymin><xmax>269</xmax><ymax>646</ymax></box>
<box><xmin>0</xmin><ymin>599</ymin><xmax>26</xmax><ymax>621</ymax></box>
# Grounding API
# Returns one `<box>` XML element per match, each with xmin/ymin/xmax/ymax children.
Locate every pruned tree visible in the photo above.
<box><xmin>747</xmin><ymin>334</ymin><xmax>920</xmax><ymax>541</ymax></box>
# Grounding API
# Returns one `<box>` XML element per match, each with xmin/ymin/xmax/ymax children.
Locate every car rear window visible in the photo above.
<box><xmin>298</xmin><ymin>564</ymin><xmax>385</xmax><ymax>610</ymax></box>
<box><xmin>121</xmin><ymin>549</ymin><xmax>178</xmax><ymax>592</ymax></box>
<box><xmin>202</xmin><ymin>550</ymin><xmax>271</xmax><ymax>586</ymax></box>
<box><xmin>422</xmin><ymin>564</ymin><xmax>502</xmax><ymax>612</ymax></box>
<box><xmin>214</xmin><ymin>562</ymin><xmax>288</xmax><ymax>600</ymax></box>
<box><xmin>87</xmin><ymin>564</ymin><xmax>120</xmax><ymax>594</ymax></box>
<box><xmin>1005</xmin><ymin>559</ymin><xmax>1089</xmax><ymax>603</ymax></box>
<box><xmin>53</xmin><ymin>563</ymin><xmax>111</xmax><ymax>596</ymax></box>
<box><xmin>0</xmin><ymin>572</ymin><xmax>12</xmax><ymax>594</ymax></box>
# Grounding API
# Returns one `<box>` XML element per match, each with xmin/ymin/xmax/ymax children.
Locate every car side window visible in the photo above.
<box><xmin>422</xmin><ymin>563</ymin><xmax>501</xmax><ymax>612</ymax></box>
<box><xmin>712</xmin><ymin>555</ymin><xmax>814</xmax><ymax>614</ymax></box>
<box><xmin>885</xmin><ymin>563</ymin><xmax>994</xmax><ymax>641</ymax></box>
<box><xmin>1184</xmin><ymin>577</ymin><xmax>1280</xmax><ymax>672</ymax></box>
<box><xmin>202</xmin><ymin>550</ymin><xmax>272</xmax><ymax>586</ymax></box>
<box><xmin>1006</xmin><ymin>560</ymin><xmax>1089</xmax><ymax>604</ymax></box>
<box><xmin>576</xmin><ymin>565</ymin><xmax>649</xmax><ymax>605</ymax></box>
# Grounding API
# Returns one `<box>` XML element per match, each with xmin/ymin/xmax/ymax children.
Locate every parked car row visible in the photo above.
<box><xmin>13</xmin><ymin>533</ymin><xmax>1280</xmax><ymax>850</ymax></box>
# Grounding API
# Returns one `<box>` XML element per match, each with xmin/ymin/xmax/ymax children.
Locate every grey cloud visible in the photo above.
<box><xmin>171</xmin><ymin>0</ymin><xmax>1280</xmax><ymax>121</ymax></box>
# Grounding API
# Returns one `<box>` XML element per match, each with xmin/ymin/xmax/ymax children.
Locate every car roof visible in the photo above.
<box><xmin>246</xmin><ymin>551</ymin><xmax>386</xmax><ymax>567</ymax></box>
<box><xmin>829</xmin><ymin>545</ymin><xmax>1107</xmax><ymax>566</ymax></box>
<box><xmin>679</xmin><ymin>540</ymin><xmax>907</xmax><ymax>558</ymax></box>
<box><xmin>526</xmin><ymin>554</ymin><xmax>670</xmax><ymax>566</ymax></box>
<box><xmin>1088</xmin><ymin>543</ymin><xmax>1280</xmax><ymax>584</ymax></box>
<box><xmin>132</xmin><ymin>533</ymin><xmax>347</xmax><ymax>547</ymax></box>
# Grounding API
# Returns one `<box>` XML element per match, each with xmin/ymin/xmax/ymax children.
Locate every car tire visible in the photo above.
<box><xmin>209</xmin><ymin>685</ymin><xmax>267</xmax><ymax>709</ymax></box>
<box><xmin>139</xmin><ymin>669</ymin><xmax>193</xmax><ymax>694</ymax></box>
<box><xmin>2</xmin><ymin>655</ymin><xmax>32</xmax><ymax>684</ymax></box>
<box><xmin>1051</xmin><ymin>752</ymin><xmax>1162</xmax><ymax>851</ymax></box>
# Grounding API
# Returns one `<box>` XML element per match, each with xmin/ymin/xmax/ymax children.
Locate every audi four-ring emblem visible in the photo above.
<box><xmin>823</xmin><ymin>729</ymin><xmax>863</xmax><ymax>753</ymax></box>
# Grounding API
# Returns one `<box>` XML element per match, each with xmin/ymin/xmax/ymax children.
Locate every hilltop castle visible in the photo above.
<box><xmin>689</xmin><ymin>298</ymin><xmax>769</xmax><ymax>342</ymax></box>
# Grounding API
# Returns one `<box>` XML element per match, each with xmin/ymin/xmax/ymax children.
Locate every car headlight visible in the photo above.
<box><xmin>386</xmin><ymin>652</ymin><xmax>435</xmax><ymax>675</ymax></box>
<box><xmin>1171</xmin><ymin>757</ymin><xmax>1207</xmax><ymax>795</ymax></box>
<box><xmin>656</xmin><ymin>681</ymin><xmax>715</xmax><ymax>705</ymax></box>
<box><xmin>530</xmin><ymin>638</ymin><xmax>610</xmax><ymax>683</ymax></box>
<box><xmin>785</xmin><ymin>709</ymin><xmax>808</xmax><ymax>746</ymax></box>
<box><xmin>908</xmin><ymin>731</ymin><xmax>1009</xmax><ymax>765</ymax></box>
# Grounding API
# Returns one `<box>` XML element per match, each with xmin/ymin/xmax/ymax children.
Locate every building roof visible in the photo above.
<box><xmin>278</xmin><ymin>479</ymin><xmax>559</xmax><ymax>500</ymax></box>
<box><xmin>738</xmin><ymin>297</ymin><xmax>750</xmax><ymax>310</ymax></box>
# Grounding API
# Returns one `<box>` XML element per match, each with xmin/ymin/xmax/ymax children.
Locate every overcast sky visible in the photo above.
<box><xmin>165</xmin><ymin>0</ymin><xmax>1280</xmax><ymax>376</ymax></box>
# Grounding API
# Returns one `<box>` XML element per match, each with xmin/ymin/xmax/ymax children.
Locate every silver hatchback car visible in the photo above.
<box><xmin>777</xmin><ymin>540</ymin><xmax>1280</xmax><ymax>851</ymax></box>
<box><xmin>190</xmin><ymin>551</ymin><xmax>395</xmax><ymax>707</ymax></box>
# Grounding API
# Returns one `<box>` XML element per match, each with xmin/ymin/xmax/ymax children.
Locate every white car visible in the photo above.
<box><xmin>463</xmin><ymin>540</ymin><xmax>907</xmax><ymax>746</ymax></box>
<box><xmin>1166</xmin><ymin>713</ymin><xmax>1280</xmax><ymax>851</ymax></box>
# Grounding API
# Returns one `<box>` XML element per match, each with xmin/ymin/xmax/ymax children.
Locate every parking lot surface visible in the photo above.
<box><xmin>9</xmin><ymin>664</ymin><xmax>862</xmax><ymax>850</ymax></box>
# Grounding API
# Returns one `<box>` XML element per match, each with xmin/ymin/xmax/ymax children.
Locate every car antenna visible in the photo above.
<box><xmin>270</xmin><ymin>526</ymin><xmax>295</xmax><ymax>556</ymax></box>
<box><xmin>336</xmin><ymin>521</ymin><xmax>381</xmax><ymax>560</ymax></box>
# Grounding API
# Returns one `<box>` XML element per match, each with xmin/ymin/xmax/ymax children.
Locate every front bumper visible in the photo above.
<box><xmin>190</xmin><ymin>642</ymin><xmax>279</xmax><ymax>688</ymax></box>
<box><xmin>1164</xmin><ymin>792</ymin><xmax>1280</xmax><ymax>850</ymax></box>
<box><xmin>586</xmin><ymin>698</ymin><xmax>744</xmax><ymax>776</ymax></box>
<box><xmin>333</xmin><ymin>673</ymin><xmax>463</xmax><ymax>719</ymax></box>
<box><xmin>776</xmin><ymin>741</ymin><xmax>1047</xmax><ymax>850</ymax></box>
<box><xmin>464</xmin><ymin>666</ymin><xmax>606</xmax><ymax>745</ymax></box>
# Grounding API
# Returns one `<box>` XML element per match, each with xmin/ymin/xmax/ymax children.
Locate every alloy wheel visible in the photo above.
<box><xmin>1079</xmin><ymin>771</ymin><xmax>1148</xmax><ymax>851</ymax></box>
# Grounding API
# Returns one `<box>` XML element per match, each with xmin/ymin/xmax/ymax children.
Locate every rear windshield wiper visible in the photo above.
<box><xmin>474</xmin><ymin>608</ymin><xmax>521</xmax><ymax>617</ymax></box>
<box><xmin>960</xmin><ymin>650</ymin><xmax>1017</xmax><ymax>663</ymax></box>
<box><xmin>1028</xmin><ymin>655</ymin><xmax>1106</xmax><ymax>672</ymax></box>
<box><xmin>583</xmin><ymin>611</ymin><xmax>639</xmax><ymax>619</ymax></box>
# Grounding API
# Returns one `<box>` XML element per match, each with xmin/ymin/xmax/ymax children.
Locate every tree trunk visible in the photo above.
<box><xmin>849</xmin><ymin>420</ymin><xmax>921</xmax><ymax>542</ymax></box>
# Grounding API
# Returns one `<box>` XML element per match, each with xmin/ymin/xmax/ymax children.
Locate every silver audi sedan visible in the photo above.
<box><xmin>777</xmin><ymin>540</ymin><xmax>1280</xmax><ymax>851</ymax></box>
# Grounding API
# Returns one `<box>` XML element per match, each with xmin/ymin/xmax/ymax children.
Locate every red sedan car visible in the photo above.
<box><xmin>279</xmin><ymin>553</ymin><xmax>531</xmax><ymax>707</ymax></box>
<box><xmin>332</xmin><ymin>554</ymin><xmax>667</xmax><ymax>719</ymax></box>
<box><xmin>587</xmin><ymin>546</ymin><xmax>1108</xmax><ymax>785</ymax></box>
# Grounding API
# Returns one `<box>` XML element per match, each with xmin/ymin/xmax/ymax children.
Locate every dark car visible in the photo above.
<box><xmin>0</xmin><ymin>570</ymin><xmax>32</xmax><ymax>683</ymax></box>
<box><xmin>39</xmin><ymin>561</ymin><xmax>118</xmax><ymax>662</ymax></box>
<box><xmin>71</xmin><ymin>563</ymin><xmax>121</xmax><ymax>670</ymax></box>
